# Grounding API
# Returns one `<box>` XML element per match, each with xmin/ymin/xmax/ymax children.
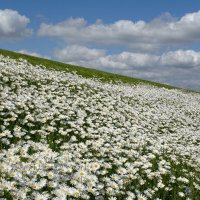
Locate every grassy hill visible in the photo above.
<box><xmin>0</xmin><ymin>49</ymin><xmax>200</xmax><ymax>200</ymax></box>
<box><xmin>0</xmin><ymin>48</ymin><xmax>194</xmax><ymax>92</ymax></box>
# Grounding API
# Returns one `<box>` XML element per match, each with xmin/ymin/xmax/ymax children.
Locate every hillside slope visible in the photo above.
<box><xmin>0</xmin><ymin>48</ymin><xmax>196</xmax><ymax>92</ymax></box>
<box><xmin>0</xmin><ymin>52</ymin><xmax>200</xmax><ymax>199</ymax></box>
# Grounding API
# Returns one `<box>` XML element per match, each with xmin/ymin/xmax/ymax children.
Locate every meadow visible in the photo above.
<box><xmin>0</xmin><ymin>52</ymin><xmax>200</xmax><ymax>200</ymax></box>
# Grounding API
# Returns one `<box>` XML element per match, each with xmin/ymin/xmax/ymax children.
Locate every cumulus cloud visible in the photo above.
<box><xmin>160</xmin><ymin>50</ymin><xmax>200</xmax><ymax>68</ymax></box>
<box><xmin>53</xmin><ymin>45</ymin><xmax>200</xmax><ymax>91</ymax></box>
<box><xmin>38</xmin><ymin>10</ymin><xmax>200</xmax><ymax>51</ymax></box>
<box><xmin>54</xmin><ymin>45</ymin><xmax>105</xmax><ymax>62</ymax></box>
<box><xmin>54</xmin><ymin>45</ymin><xmax>128</xmax><ymax>69</ymax></box>
<box><xmin>0</xmin><ymin>9</ymin><xmax>32</xmax><ymax>40</ymax></box>
<box><xmin>17</xmin><ymin>50</ymin><xmax>50</xmax><ymax>59</ymax></box>
<box><xmin>53</xmin><ymin>46</ymin><xmax>200</xmax><ymax>70</ymax></box>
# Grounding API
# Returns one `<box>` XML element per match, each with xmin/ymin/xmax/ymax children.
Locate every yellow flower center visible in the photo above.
<box><xmin>79</xmin><ymin>171</ymin><xmax>85</xmax><ymax>176</ymax></box>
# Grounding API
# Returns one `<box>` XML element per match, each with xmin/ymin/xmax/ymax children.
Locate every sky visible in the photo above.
<box><xmin>0</xmin><ymin>0</ymin><xmax>200</xmax><ymax>91</ymax></box>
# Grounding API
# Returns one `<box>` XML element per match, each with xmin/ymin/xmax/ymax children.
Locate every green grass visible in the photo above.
<box><xmin>0</xmin><ymin>48</ymin><xmax>198</xmax><ymax>93</ymax></box>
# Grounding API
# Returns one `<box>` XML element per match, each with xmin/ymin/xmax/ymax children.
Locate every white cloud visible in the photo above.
<box><xmin>54</xmin><ymin>45</ymin><xmax>127</xmax><ymax>69</ymax></box>
<box><xmin>54</xmin><ymin>46</ymin><xmax>200</xmax><ymax>70</ymax></box>
<box><xmin>38</xmin><ymin>10</ymin><xmax>200</xmax><ymax>51</ymax></box>
<box><xmin>53</xmin><ymin>45</ymin><xmax>159</xmax><ymax>69</ymax></box>
<box><xmin>0</xmin><ymin>9</ymin><xmax>32</xmax><ymax>40</ymax></box>
<box><xmin>160</xmin><ymin>50</ymin><xmax>200</xmax><ymax>68</ymax></box>
<box><xmin>54</xmin><ymin>45</ymin><xmax>105</xmax><ymax>62</ymax></box>
<box><xmin>17</xmin><ymin>50</ymin><xmax>50</xmax><ymax>59</ymax></box>
<box><xmin>53</xmin><ymin>45</ymin><xmax>200</xmax><ymax>91</ymax></box>
<box><xmin>109</xmin><ymin>52</ymin><xmax>159</xmax><ymax>68</ymax></box>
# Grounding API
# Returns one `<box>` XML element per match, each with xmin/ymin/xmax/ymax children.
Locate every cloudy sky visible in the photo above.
<box><xmin>0</xmin><ymin>0</ymin><xmax>200</xmax><ymax>91</ymax></box>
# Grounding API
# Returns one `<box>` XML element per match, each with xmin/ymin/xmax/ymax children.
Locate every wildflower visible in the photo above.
<box><xmin>47</xmin><ymin>171</ymin><xmax>55</xmax><ymax>179</ymax></box>
<box><xmin>177</xmin><ymin>177</ymin><xmax>189</xmax><ymax>184</ymax></box>
<box><xmin>35</xmin><ymin>193</ymin><xmax>49</xmax><ymax>200</ymax></box>
<box><xmin>137</xmin><ymin>194</ymin><xmax>147</xmax><ymax>200</ymax></box>
<box><xmin>76</xmin><ymin>169</ymin><xmax>87</xmax><ymax>178</ymax></box>
<box><xmin>48</xmin><ymin>181</ymin><xmax>57</xmax><ymax>188</ymax></box>
<box><xmin>157</xmin><ymin>181</ymin><xmax>165</xmax><ymax>188</ymax></box>
<box><xmin>178</xmin><ymin>192</ymin><xmax>185</xmax><ymax>197</ymax></box>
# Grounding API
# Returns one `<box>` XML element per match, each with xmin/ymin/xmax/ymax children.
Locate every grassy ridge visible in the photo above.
<box><xmin>0</xmin><ymin>48</ymin><xmax>194</xmax><ymax>92</ymax></box>
<box><xmin>0</xmin><ymin>49</ymin><xmax>200</xmax><ymax>199</ymax></box>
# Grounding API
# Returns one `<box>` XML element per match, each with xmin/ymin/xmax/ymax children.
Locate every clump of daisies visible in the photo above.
<box><xmin>0</xmin><ymin>54</ymin><xmax>200</xmax><ymax>199</ymax></box>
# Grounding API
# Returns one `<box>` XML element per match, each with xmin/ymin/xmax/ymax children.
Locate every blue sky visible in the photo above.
<box><xmin>0</xmin><ymin>0</ymin><xmax>200</xmax><ymax>91</ymax></box>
